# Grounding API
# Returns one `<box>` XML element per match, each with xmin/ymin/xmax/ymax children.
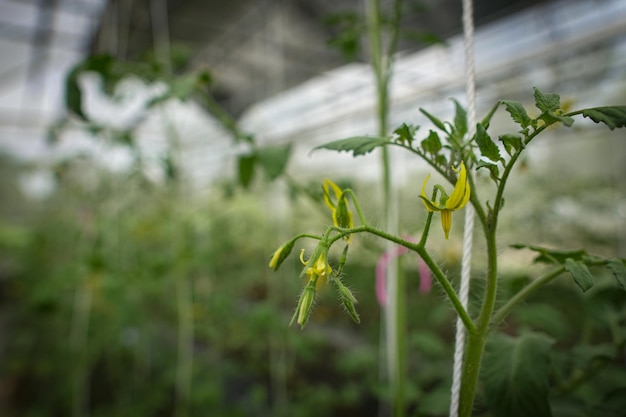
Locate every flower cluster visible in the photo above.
<box><xmin>419</xmin><ymin>162</ymin><xmax>471</xmax><ymax>239</ymax></box>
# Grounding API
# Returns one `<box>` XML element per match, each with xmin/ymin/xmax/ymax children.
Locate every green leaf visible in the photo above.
<box><xmin>238</xmin><ymin>154</ymin><xmax>256</xmax><ymax>188</ymax></box>
<box><xmin>452</xmin><ymin>99</ymin><xmax>467</xmax><ymax>137</ymax></box>
<box><xmin>313</xmin><ymin>136</ymin><xmax>389</xmax><ymax>157</ymax></box>
<box><xmin>534</xmin><ymin>87</ymin><xmax>561</xmax><ymax>113</ymax></box>
<box><xmin>540</xmin><ymin>111</ymin><xmax>574</xmax><ymax>128</ymax></box>
<box><xmin>170</xmin><ymin>74</ymin><xmax>199</xmax><ymax>100</ymax></box>
<box><xmin>402</xmin><ymin>30</ymin><xmax>447</xmax><ymax>46</ymax></box>
<box><xmin>580</xmin><ymin>106</ymin><xmax>626</xmax><ymax>130</ymax></box>
<box><xmin>605</xmin><ymin>258</ymin><xmax>626</xmax><ymax>291</ymax></box>
<box><xmin>257</xmin><ymin>144</ymin><xmax>291</xmax><ymax>181</ymax></box>
<box><xmin>565</xmin><ymin>258</ymin><xmax>595</xmax><ymax>292</ymax></box>
<box><xmin>420</xmin><ymin>108</ymin><xmax>447</xmax><ymax>132</ymax></box>
<box><xmin>65</xmin><ymin>55</ymin><xmax>117</xmax><ymax>120</ymax></box>
<box><xmin>501</xmin><ymin>100</ymin><xmax>532</xmax><ymax>128</ymax></box>
<box><xmin>476</xmin><ymin>159</ymin><xmax>500</xmax><ymax>182</ymax></box>
<box><xmin>511</xmin><ymin>244</ymin><xmax>587</xmax><ymax>264</ymax></box>
<box><xmin>474</xmin><ymin>123</ymin><xmax>501</xmax><ymax>162</ymax></box>
<box><xmin>499</xmin><ymin>134</ymin><xmax>523</xmax><ymax>156</ymax></box>
<box><xmin>421</xmin><ymin>130</ymin><xmax>441</xmax><ymax>155</ymax></box>
<box><xmin>572</xmin><ymin>343</ymin><xmax>615</xmax><ymax>365</ymax></box>
<box><xmin>481</xmin><ymin>332</ymin><xmax>554</xmax><ymax>417</ymax></box>
<box><xmin>393</xmin><ymin>123</ymin><xmax>418</xmax><ymax>144</ymax></box>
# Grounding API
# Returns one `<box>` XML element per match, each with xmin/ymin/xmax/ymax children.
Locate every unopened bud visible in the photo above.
<box><xmin>290</xmin><ymin>280</ymin><xmax>316</xmax><ymax>328</ymax></box>
<box><xmin>336</xmin><ymin>280</ymin><xmax>360</xmax><ymax>324</ymax></box>
<box><xmin>268</xmin><ymin>239</ymin><xmax>295</xmax><ymax>271</ymax></box>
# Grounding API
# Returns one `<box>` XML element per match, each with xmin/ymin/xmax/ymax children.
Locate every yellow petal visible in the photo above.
<box><xmin>323</xmin><ymin>179</ymin><xmax>342</xmax><ymax>210</ymax></box>
<box><xmin>441</xmin><ymin>209</ymin><xmax>452</xmax><ymax>239</ymax></box>
<box><xmin>446</xmin><ymin>162</ymin><xmax>469</xmax><ymax>209</ymax></box>
<box><xmin>421</xmin><ymin>173</ymin><xmax>439</xmax><ymax>212</ymax></box>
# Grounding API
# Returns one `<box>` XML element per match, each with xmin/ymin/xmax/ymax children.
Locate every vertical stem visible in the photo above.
<box><xmin>458</xmin><ymin>227</ymin><xmax>498</xmax><ymax>417</ymax></box>
<box><xmin>70</xmin><ymin>275</ymin><xmax>93</xmax><ymax>417</ymax></box>
<box><xmin>175</xmin><ymin>272</ymin><xmax>193</xmax><ymax>417</ymax></box>
<box><xmin>365</xmin><ymin>1</ymin><xmax>405</xmax><ymax>415</ymax></box>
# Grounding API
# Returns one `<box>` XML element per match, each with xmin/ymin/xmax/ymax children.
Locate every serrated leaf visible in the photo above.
<box><xmin>580</xmin><ymin>106</ymin><xmax>626</xmax><ymax>130</ymax></box>
<box><xmin>452</xmin><ymin>99</ymin><xmax>467</xmax><ymax>137</ymax></box>
<box><xmin>540</xmin><ymin>111</ymin><xmax>574</xmax><ymax>128</ymax></box>
<box><xmin>435</xmin><ymin>154</ymin><xmax>448</xmax><ymax>167</ymax></box>
<box><xmin>499</xmin><ymin>134</ymin><xmax>523</xmax><ymax>156</ymax></box>
<box><xmin>420</xmin><ymin>108</ymin><xmax>447</xmax><ymax>132</ymax></box>
<box><xmin>476</xmin><ymin>159</ymin><xmax>500</xmax><ymax>181</ymax></box>
<box><xmin>257</xmin><ymin>144</ymin><xmax>291</xmax><ymax>181</ymax></box>
<box><xmin>534</xmin><ymin>87</ymin><xmax>561</xmax><ymax>113</ymax></box>
<box><xmin>313</xmin><ymin>136</ymin><xmax>389</xmax><ymax>157</ymax></box>
<box><xmin>565</xmin><ymin>258</ymin><xmax>594</xmax><ymax>292</ymax></box>
<box><xmin>605</xmin><ymin>258</ymin><xmax>626</xmax><ymax>291</ymax></box>
<box><xmin>474</xmin><ymin>123</ymin><xmax>501</xmax><ymax>162</ymax></box>
<box><xmin>511</xmin><ymin>244</ymin><xmax>587</xmax><ymax>264</ymax></box>
<box><xmin>501</xmin><ymin>100</ymin><xmax>532</xmax><ymax>128</ymax></box>
<box><xmin>481</xmin><ymin>332</ymin><xmax>554</xmax><ymax>417</ymax></box>
<box><xmin>238</xmin><ymin>154</ymin><xmax>256</xmax><ymax>188</ymax></box>
<box><xmin>393</xmin><ymin>123</ymin><xmax>418</xmax><ymax>144</ymax></box>
<box><xmin>421</xmin><ymin>130</ymin><xmax>442</xmax><ymax>155</ymax></box>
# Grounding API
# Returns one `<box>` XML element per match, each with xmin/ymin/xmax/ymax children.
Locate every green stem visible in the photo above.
<box><xmin>491</xmin><ymin>266</ymin><xmax>566</xmax><ymax>325</ymax></box>
<box><xmin>328</xmin><ymin>225</ymin><xmax>476</xmax><ymax>334</ymax></box>
<box><xmin>201</xmin><ymin>92</ymin><xmax>252</xmax><ymax>144</ymax></box>
<box><xmin>457</xmin><ymin>124</ymin><xmax>552</xmax><ymax>416</ymax></box>
<box><xmin>175</xmin><ymin>273</ymin><xmax>193</xmax><ymax>417</ymax></box>
<box><xmin>366</xmin><ymin>0</ymin><xmax>405</xmax><ymax>415</ymax></box>
<box><xmin>458</xmin><ymin>225</ymin><xmax>497</xmax><ymax>416</ymax></box>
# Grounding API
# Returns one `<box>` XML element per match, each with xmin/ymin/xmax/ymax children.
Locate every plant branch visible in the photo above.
<box><xmin>491</xmin><ymin>266</ymin><xmax>566</xmax><ymax>325</ymax></box>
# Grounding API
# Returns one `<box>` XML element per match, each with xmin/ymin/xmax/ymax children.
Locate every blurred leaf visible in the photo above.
<box><xmin>452</xmin><ymin>99</ymin><xmax>468</xmax><ymax>137</ymax></box>
<box><xmin>476</xmin><ymin>159</ymin><xmax>500</xmax><ymax>182</ymax></box>
<box><xmin>501</xmin><ymin>100</ymin><xmax>532</xmax><ymax>129</ymax></box>
<box><xmin>238</xmin><ymin>154</ymin><xmax>256</xmax><ymax>188</ymax></box>
<box><xmin>605</xmin><ymin>258</ymin><xmax>626</xmax><ymax>291</ymax></box>
<box><xmin>474</xmin><ymin>123</ymin><xmax>501</xmax><ymax>163</ymax></box>
<box><xmin>313</xmin><ymin>136</ymin><xmax>389</xmax><ymax>157</ymax></box>
<box><xmin>257</xmin><ymin>144</ymin><xmax>291</xmax><ymax>181</ymax></box>
<box><xmin>511</xmin><ymin>244</ymin><xmax>587</xmax><ymax>265</ymax></box>
<box><xmin>421</xmin><ymin>130</ymin><xmax>441</xmax><ymax>155</ymax></box>
<box><xmin>417</xmin><ymin>385</ymin><xmax>452</xmax><ymax>415</ymax></box>
<box><xmin>402</xmin><ymin>30</ymin><xmax>447</xmax><ymax>46</ymax></box>
<box><xmin>513</xmin><ymin>304</ymin><xmax>571</xmax><ymax>339</ymax></box>
<box><xmin>420</xmin><ymin>108</ymin><xmax>447</xmax><ymax>132</ymax></box>
<box><xmin>170</xmin><ymin>74</ymin><xmax>199</xmax><ymax>100</ymax></box>
<box><xmin>534</xmin><ymin>87</ymin><xmax>561</xmax><ymax>113</ymax></box>
<box><xmin>481</xmin><ymin>331</ymin><xmax>554</xmax><ymax>417</ymax></box>
<box><xmin>565</xmin><ymin>258</ymin><xmax>595</xmax><ymax>292</ymax></box>
<box><xmin>410</xmin><ymin>330</ymin><xmax>448</xmax><ymax>357</ymax></box>
<box><xmin>580</xmin><ymin>106</ymin><xmax>626</xmax><ymax>130</ymax></box>
<box><xmin>324</xmin><ymin>12</ymin><xmax>362</xmax><ymax>62</ymax></box>
<box><xmin>393</xmin><ymin>123</ymin><xmax>418</xmax><ymax>144</ymax></box>
<box><xmin>65</xmin><ymin>54</ymin><xmax>116</xmax><ymax>120</ymax></box>
<box><xmin>540</xmin><ymin>111</ymin><xmax>574</xmax><ymax>128</ymax></box>
<box><xmin>499</xmin><ymin>134</ymin><xmax>523</xmax><ymax>156</ymax></box>
<box><xmin>572</xmin><ymin>343</ymin><xmax>615</xmax><ymax>365</ymax></box>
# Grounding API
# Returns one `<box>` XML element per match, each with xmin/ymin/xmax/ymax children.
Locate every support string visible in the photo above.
<box><xmin>450</xmin><ymin>0</ymin><xmax>476</xmax><ymax>416</ymax></box>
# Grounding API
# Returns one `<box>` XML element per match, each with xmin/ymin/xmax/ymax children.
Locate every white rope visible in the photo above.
<box><xmin>450</xmin><ymin>0</ymin><xmax>476</xmax><ymax>416</ymax></box>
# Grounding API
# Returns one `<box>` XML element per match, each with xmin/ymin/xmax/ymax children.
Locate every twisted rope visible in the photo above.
<box><xmin>450</xmin><ymin>0</ymin><xmax>476</xmax><ymax>416</ymax></box>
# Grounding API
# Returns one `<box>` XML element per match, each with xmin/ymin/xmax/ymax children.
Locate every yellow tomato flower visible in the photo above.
<box><xmin>300</xmin><ymin>249</ymin><xmax>332</xmax><ymax>279</ymax></box>
<box><xmin>323</xmin><ymin>179</ymin><xmax>354</xmax><ymax>243</ymax></box>
<box><xmin>420</xmin><ymin>162</ymin><xmax>471</xmax><ymax>239</ymax></box>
